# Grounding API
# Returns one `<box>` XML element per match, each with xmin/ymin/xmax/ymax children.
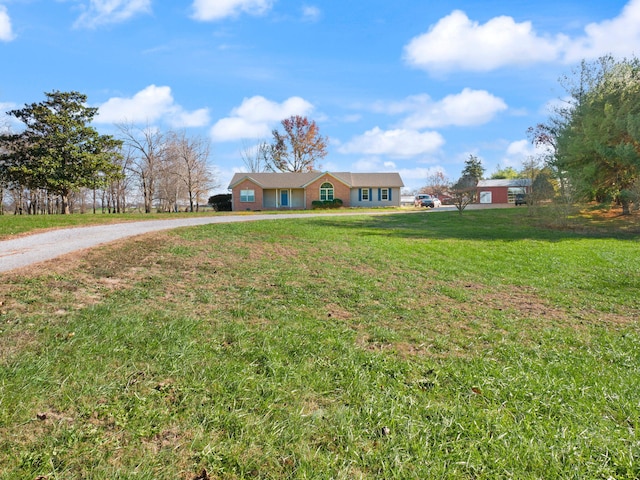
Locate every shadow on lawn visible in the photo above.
<box><xmin>308</xmin><ymin>209</ymin><xmax>640</xmax><ymax>242</ymax></box>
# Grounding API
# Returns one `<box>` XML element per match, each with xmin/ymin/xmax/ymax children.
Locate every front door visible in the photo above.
<box><xmin>280</xmin><ymin>190</ymin><xmax>289</xmax><ymax>207</ymax></box>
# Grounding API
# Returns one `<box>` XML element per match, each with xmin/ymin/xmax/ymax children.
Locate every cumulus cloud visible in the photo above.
<box><xmin>391</xmin><ymin>89</ymin><xmax>507</xmax><ymax>129</ymax></box>
<box><xmin>95</xmin><ymin>85</ymin><xmax>210</xmax><ymax>127</ymax></box>
<box><xmin>370</xmin><ymin>90</ymin><xmax>507</xmax><ymax>129</ymax></box>
<box><xmin>404</xmin><ymin>10</ymin><xmax>562</xmax><ymax>73</ymax></box>
<box><xmin>191</xmin><ymin>0</ymin><xmax>272</xmax><ymax>21</ymax></box>
<box><xmin>0</xmin><ymin>5</ymin><xmax>15</xmax><ymax>41</ymax></box>
<box><xmin>73</xmin><ymin>0</ymin><xmax>151</xmax><ymax>28</ymax></box>
<box><xmin>404</xmin><ymin>1</ymin><xmax>640</xmax><ymax>73</ymax></box>
<box><xmin>563</xmin><ymin>0</ymin><xmax>640</xmax><ymax>62</ymax></box>
<box><xmin>500</xmin><ymin>139</ymin><xmax>553</xmax><ymax>167</ymax></box>
<box><xmin>339</xmin><ymin>127</ymin><xmax>444</xmax><ymax>158</ymax></box>
<box><xmin>210</xmin><ymin>95</ymin><xmax>314</xmax><ymax>141</ymax></box>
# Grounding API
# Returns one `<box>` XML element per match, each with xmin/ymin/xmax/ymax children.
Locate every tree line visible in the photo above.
<box><xmin>0</xmin><ymin>91</ymin><xmax>216</xmax><ymax>215</ymax></box>
<box><xmin>530</xmin><ymin>55</ymin><xmax>640</xmax><ymax>215</ymax></box>
<box><xmin>419</xmin><ymin>55</ymin><xmax>640</xmax><ymax>216</ymax></box>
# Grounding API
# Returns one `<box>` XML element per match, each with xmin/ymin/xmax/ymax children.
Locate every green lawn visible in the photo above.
<box><xmin>1</xmin><ymin>208</ymin><xmax>639</xmax><ymax>479</ymax></box>
<box><xmin>0</xmin><ymin>211</ymin><xmax>221</xmax><ymax>240</ymax></box>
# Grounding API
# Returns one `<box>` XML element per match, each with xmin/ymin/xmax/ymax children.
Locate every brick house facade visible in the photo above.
<box><xmin>228</xmin><ymin>172</ymin><xmax>404</xmax><ymax>211</ymax></box>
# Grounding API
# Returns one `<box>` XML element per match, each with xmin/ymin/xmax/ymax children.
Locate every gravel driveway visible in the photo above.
<box><xmin>0</xmin><ymin>211</ymin><xmax>408</xmax><ymax>273</ymax></box>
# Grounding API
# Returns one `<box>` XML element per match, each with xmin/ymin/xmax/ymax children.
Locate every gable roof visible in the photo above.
<box><xmin>333</xmin><ymin>172</ymin><xmax>404</xmax><ymax>188</ymax></box>
<box><xmin>228</xmin><ymin>171</ymin><xmax>404</xmax><ymax>189</ymax></box>
<box><xmin>229</xmin><ymin>172</ymin><xmax>320</xmax><ymax>189</ymax></box>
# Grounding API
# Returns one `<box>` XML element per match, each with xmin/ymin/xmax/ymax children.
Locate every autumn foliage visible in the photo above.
<box><xmin>267</xmin><ymin>115</ymin><xmax>328</xmax><ymax>172</ymax></box>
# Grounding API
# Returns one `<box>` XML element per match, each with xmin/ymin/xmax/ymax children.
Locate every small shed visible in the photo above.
<box><xmin>477</xmin><ymin>179</ymin><xmax>531</xmax><ymax>204</ymax></box>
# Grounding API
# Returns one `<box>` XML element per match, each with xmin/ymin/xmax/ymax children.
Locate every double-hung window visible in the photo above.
<box><xmin>361</xmin><ymin>188</ymin><xmax>369</xmax><ymax>201</ymax></box>
<box><xmin>240</xmin><ymin>189</ymin><xmax>255</xmax><ymax>202</ymax></box>
<box><xmin>381</xmin><ymin>188</ymin><xmax>389</xmax><ymax>201</ymax></box>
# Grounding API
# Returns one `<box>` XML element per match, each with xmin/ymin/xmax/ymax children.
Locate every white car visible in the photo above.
<box><xmin>415</xmin><ymin>194</ymin><xmax>442</xmax><ymax>208</ymax></box>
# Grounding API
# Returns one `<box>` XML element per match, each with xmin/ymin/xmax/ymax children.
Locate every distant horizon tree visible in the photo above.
<box><xmin>420</xmin><ymin>171</ymin><xmax>449</xmax><ymax>197</ymax></box>
<box><xmin>490</xmin><ymin>165</ymin><xmax>520</xmax><ymax>179</ymax></box>
<box><xmin>462</xmin><ymin>154</ymin><xmax>485</xmax><ymax>182</ymax></box>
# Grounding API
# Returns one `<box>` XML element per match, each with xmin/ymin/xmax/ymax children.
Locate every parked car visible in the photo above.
<box><xmin>514</xmin><ymin>193</ymin><xmax>527</xmax><ymax>206</ymax></box>
<box><xmin>415</xmin><ymin>194</ymin><xmax>441</xmax><ymax>208</ymax></box>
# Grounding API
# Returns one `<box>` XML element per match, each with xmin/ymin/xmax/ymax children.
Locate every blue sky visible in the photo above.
<box><xmin>1</xmin><ymin>0</ymin><xmax>639</xmax><ymax>193</ymax></box>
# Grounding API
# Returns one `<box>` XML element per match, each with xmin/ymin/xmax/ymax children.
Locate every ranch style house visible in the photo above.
<box><xmin>228</xmin><ymin>171</ymin><xmax>404</xmax><ymax>211</ymax></box>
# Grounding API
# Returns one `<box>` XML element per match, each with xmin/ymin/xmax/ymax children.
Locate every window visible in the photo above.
<box><xmin>381</xmin><ymin>188</ymin><xmax>389</xmax><ymax>201</ymax></box>
<box><xmin>361</xmin><ymin>188</ymin><xmax>369</xmax><ymax>201</ymax></box>
<box><xmin>320</xmin><ymin>182</ymin><xmax>334</xmax><ymax>201</ymax></box>
<box><xmin>240</xmin><ymin>189</ymin><xmax>255</xmax><ymax>202</ymax></box>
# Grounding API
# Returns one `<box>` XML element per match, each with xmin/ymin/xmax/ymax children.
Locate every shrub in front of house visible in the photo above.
<box><xmin>208</xmin><ymin>194</ymin><xmax>232</xmax><ymax>211</ymax></box>
<box><xmin>312</xmin><ymin>199</ymin><xmax>343</xmax><ymax>209</ymax></box>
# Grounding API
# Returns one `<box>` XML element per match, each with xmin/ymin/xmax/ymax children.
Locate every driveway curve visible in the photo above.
<box><xmin>0</xmin><ymin>211</ymin><xmax>410</xmax><ymax>273</ymax></box>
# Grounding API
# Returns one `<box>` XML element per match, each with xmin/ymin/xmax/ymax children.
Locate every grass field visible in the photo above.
<box><xmin>0</xmin><ymin>210</ymin><xmax>224</xmax><ymax>240</ymax></box>
<box><xmin>1</xmin><ymin>208</ymin><xmax>639</xmax><ymax>479</ymax></box>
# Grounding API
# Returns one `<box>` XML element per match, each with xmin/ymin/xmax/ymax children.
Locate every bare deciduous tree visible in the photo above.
<box><xmin>240</xmin><ymin>140</ymin><xmax>269</xmax><ymax>173</ymax></box>
<box><xmin>450</xmin><ymin>175</ymin><xmax>477</xmax><ymax>214</ymax></box>
<box><xmin>421</xmin><ymin>171</ymin><xmax>449</xmax><ymax>198</ymax></box>
<box><xmin>117</xmin><ymin>123</ymin><xmax>166</xmax><ymax>213</ymax></box>
<box><xmin>166</xmin><ymin>131</ymin><xmax>216</xmax><ymax>212</ymax></box>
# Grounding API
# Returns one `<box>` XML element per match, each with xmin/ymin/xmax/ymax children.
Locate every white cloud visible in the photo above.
<box><xmin>339</xmin><ymin>127</ymin><xmax>444</xmax><ymax>158</ymax></box>
<box><xmin>302</xmin><ymin>5</ymin><xmax>321</xmax><ymax>22</ymax></box>
<box><xmin>506</xmin><ymin>139</ymin><xmax>535</xmax><ymax>158</ymax></box>
<box><xmin>563</xmin><ymin>0</ymin><xmax>640</xmax><ymax>62</ymax></box>
<box><xmin>0</xmin><ymin>5</ymin><xmax>15</xmax><ymax>41</ymax></box>
<box><xmin>210</xmin><ymin>95</ymin><xmax>314</xmax><ymax>141</ymax></box>
<box><xmin>191</xmin><ymin>0</ymin><xmax>272</xmax><ymax>21</ymax></box>
<box><xmin>404</xmin><ymin>1</ymin><xmax>640</xmax><ymax>74</ymax></box>
<box><xmin>501</xmin><ymin>139</ymin><xmax>553</xmax><ymax>167</ymax></box>
<box><xmin>399</xmin><ymin>166</ymin><xmax>449</xmax><ymax>193</ymax></box>
<box><xmin>350</xmin><ymin>157</ymin><xmax>397</xmax><ymax>172</ymax></box>
<box><xmin>73</xmin><ymin>0</ymin><xmax>151</xmax><ymax>28</ymax></box>
<box><xmin>404</xmin><ymin>10</ymin><xmax>562</xmax><ymax>73</ymax></box>
<box><xmin>96</xmin><ymin>85</ymin><xmax>210</xmax><ymax>128</ymax></box>
<box><xmin>399</xmin><ymin>89</ymin><xmax>507</xmax><ymax>129</ymax></box>
<box><xmin>1</xmin><ymin>101</ymin><xmax>19</xmax><ymax>131</ymax></box>
<box><xmin>370</xmin><ymin>90</ymin><xmax>507</xmax><ymax>129</ymax></box>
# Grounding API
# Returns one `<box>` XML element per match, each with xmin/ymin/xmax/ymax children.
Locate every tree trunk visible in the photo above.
<box><xmin>622</xmin><ymin>201</ymin><xmax>631</xmax><ymax>215</ymax></box>
<box><xmin>61</xmin><ymin>193</ymin><xmax>70</xmax><ymax>214</ymax></box>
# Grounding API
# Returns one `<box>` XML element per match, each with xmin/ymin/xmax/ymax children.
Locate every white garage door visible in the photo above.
<box><xmin>479</xmin><ymin>191</ymin><xmax>492</xmax><ymax>204</ymax></box>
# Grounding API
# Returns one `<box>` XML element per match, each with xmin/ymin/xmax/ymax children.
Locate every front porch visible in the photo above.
<box><xmin>262</xmin><ymin>188</ymin><xmax>305</xmax><ymax>209</ymax></box>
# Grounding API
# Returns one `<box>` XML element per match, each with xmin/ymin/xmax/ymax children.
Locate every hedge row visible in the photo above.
<box><xmin>311</xmin><ymin>199</ymin><xmax>343</xmax><ymax>209</ymax></box>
